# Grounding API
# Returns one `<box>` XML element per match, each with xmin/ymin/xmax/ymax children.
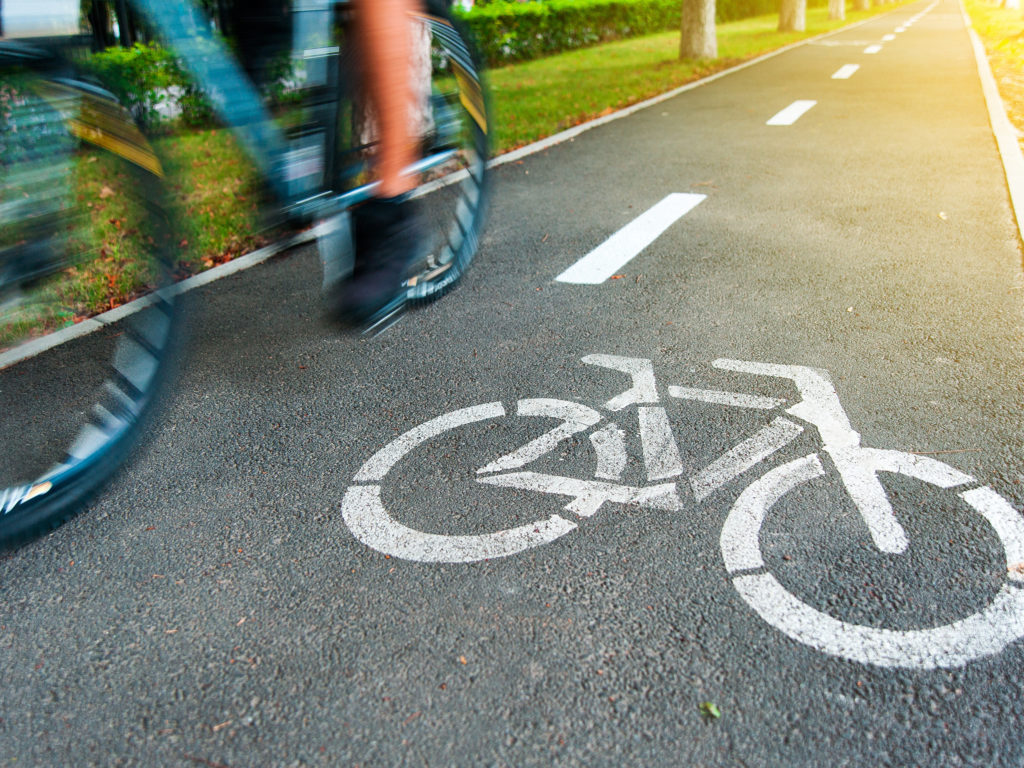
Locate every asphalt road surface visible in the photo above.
<box><xmin>3</xmin><ymin>0</ymin><xmax>1024</xmax><ymax>764</ymax></box>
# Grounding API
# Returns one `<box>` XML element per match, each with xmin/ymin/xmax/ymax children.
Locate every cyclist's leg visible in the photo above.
<box><xmin>330</xmin><ymin>0</ymin><xmax>422</xmax><ymax>329</ymax></box>
<box><xmin>354</xmin><ymin>0</ymin><xmax>417</xmax><ymax>199</ymax></box>
<box><xmin>326</xmin><ymin>0</ymin><xmax>491</xmax><ymax>319</ymax></box>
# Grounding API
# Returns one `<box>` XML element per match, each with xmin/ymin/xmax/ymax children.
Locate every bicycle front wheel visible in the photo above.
<box><xmin>0</xmin><ymin>66</ymin><xmax>179</xmax><ymax>548</ymax></box>
<box><xmin>403</xmin><ymin>0</ymin><xmax>491</xmax><ymax>304</ymax></box>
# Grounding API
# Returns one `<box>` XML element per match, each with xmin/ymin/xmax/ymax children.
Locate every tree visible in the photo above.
<box><xmin>853</xmin><ymin>0</ymin><xmax>869</xmax><ymax>10</ymax></box>
<box><xmin>778</xmin><ymin>0</ymin><xmax>806</xmax><ymax>31</ymax></box>
<box><xmin>680</xmin><ymin>0</ymin><xmax>717</xmax><ymax>59</ymax></box>
<box><xmin>829</xmin><ymin>0</ymin><xmax>846</xmax><ymax>20</ymax></box>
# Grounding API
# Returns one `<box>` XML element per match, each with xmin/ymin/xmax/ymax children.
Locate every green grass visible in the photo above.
<box><xmin>489</xmin><ymin>4</ymin><xmax>909</xmax><ymax>151</ymax></box>
<box><xmin>156</xmin><ymin>129</ymin><xmax>265</xmax><ymax>273</ymax></box>
<box><xmin>1</xmin><ymin>129</ymin><xmax>265</xmax><ymax>347</ymax></box>
<box><xmin>964</xmin><ymin>0</ymin><xmax>1024</xmax><ymax>141</ymax></box>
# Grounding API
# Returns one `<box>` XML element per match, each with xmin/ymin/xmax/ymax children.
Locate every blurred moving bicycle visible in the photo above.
<box><xmin>0</xmin><ymin>0</ymin><xmax>491</xmax><ymax>546</ymax></box>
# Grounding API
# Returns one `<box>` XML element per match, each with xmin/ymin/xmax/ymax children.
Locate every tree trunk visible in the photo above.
<box><xmin>88</xmin><ymin>1</ymin><xmax>115</xmax><ymax>50</ymax></box>
<box><xmin>679</xmin><ymin>0</ymin><xmax>717</xmax><ymax>60</ymax></box>
<box><xmin>853</xmin><ymin>0</ymin><xmax>870</xmax><ymax>11</ymax></box>
<box><xmin>829</xmin><ymin>0</ymin><xmax>845</xmax><ymax>20</ymax></box>
<box><xmin>778</xmin><ymin>0</ymin><xmax>806</xmax><ymax>31</ymax></box>
<box><xmin>114</xmin><ymin>0</ymin><xmax>135</xmax><ymax>47</ymax></box>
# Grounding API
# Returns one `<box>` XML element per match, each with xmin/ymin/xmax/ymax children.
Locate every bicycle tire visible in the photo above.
<box><xmin>0</xmin><ymin>58</ymin><xmax>179</xmax><ymax>548</ymax></box>
<box><xmin>403</xmin><ymin>0</ymin><xmax>491</xmax><ymax>304</ymax></box>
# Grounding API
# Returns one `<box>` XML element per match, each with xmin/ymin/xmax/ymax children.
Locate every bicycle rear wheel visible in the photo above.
<box><xmin>403</xmin><ymin>0</ymin><xmax>491</xmax><ymax>303</ymax></box>
<box><xmin>0</xmin><ymin>63</ymin><xmax>178</xmax><ymax>548</ymax></box>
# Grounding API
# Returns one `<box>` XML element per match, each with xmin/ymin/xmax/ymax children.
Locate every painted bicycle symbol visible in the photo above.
<box><xmin>342</xmin><ymin>355</ymin><xmax>1024</xmax><ymax>669</ymax></box>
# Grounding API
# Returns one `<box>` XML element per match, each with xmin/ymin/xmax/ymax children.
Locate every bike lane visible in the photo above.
<box><xmin>2</xmin><ymin>0</ymin><xmax>1024</xmax><ymax>764</ymax></box>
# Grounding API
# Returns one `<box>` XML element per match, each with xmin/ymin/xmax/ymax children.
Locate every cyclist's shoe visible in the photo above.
<box><xmin>326</xmin><ymin>194</ymin><xmax>422</xmax><ymax>332</ymax></box>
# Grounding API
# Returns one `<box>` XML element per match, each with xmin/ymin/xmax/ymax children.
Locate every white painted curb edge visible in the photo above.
<box><xmin>3</xmin><ymin>6</ymin><xmax>907</xmax><ymax>368</ymax></box>
<box><xmin>0</xmin><ymin>230</ymin><xmax>315</xmax><ymax>370</ymax></box>
<box><xmin>962</xmin><ymin>2</ymin><xmax>1024</xmax><ymax>245</ymax></box>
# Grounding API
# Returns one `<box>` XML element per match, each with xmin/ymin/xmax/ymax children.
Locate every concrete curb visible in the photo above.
<box><xmin>961</xmin><ymin>1</ymin><xmax>1024</xmax><ymax>245</ymax></box>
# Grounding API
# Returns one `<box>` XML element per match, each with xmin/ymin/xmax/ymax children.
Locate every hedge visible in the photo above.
<box><xmin>83</xmin><ymin>42</ymin><xmax>215</xmax><ymax>129</ymax></box>
<box><xmin>457</xmin><ymin>0</ymin><xmax>827</xmax><ymax>67</ymax></box>
<box><xmin>88</xmin><ymin>0</ymin><xmax>831</xmax><ymax>127</ymax></box>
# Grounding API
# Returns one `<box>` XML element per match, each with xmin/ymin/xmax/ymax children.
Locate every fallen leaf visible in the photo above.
<box><xmin>938</xmin><ymin>211</ymin><xmax>948</xmax><ymax>220</ymax></box>
<box><xmin>99</xmin><ymin>185</ymin><xmax>115</xmax><ymax>200</ymax></box>
<box><xmin>610</xmin><ymin>274</ymin><xmax>625</xmax><ymax>280</ymax></box>
<box><xmin>699</xmin><ymin>702</ymin><xmax>721</xmax><ymax>719</ymax></box>
<box><xmin>211</xmin><ymin>720</ymin><xmax>232</xmax><ymax>732</ymax></box>
<box><xmin>459</xmin><ymin>655</ymin><xmax>468</xmax><ymax>665</ymax></box>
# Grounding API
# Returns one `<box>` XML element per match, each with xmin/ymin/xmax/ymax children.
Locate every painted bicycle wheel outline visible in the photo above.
<box><xmin>721</xmin><ymin>451</ymin><xmax>1024</xmax><ymax>669</ymax></box>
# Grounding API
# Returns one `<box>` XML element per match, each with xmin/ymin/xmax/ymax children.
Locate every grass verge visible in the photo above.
<box><xmin>963</xmin><ymin>0</ymin><xmax>1024</xmax><ymax>145</ymax></box>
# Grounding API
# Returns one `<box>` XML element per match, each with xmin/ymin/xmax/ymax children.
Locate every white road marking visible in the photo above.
<box><xmin>720</xmin><ymin>454</ymin><xmax>825</xmax><ymax>572</ymax></box>
<box><xmin>638</xmin><ymin>407</ymin><xmax>684</xmax><ymax>482</ymax></box>
<box><xmin>342</xmin><ymin>485</ymin><xmax>578</xmax><ymax>563</ymax></box>
<box><xmin>883</xmin><ymin>34</ymin><xmax>896</xmax><ymax>41</ymax></box>
<box><xmin>733</xmin><ymin>573</ymin><xmax>1024</xmax><ymax>670</ymax></box>
<box><xmin>582</xmin><ymin>354</ymin><xmax>659</xmax><ymax>410</ymax></box>
<box><xmin>355</xmin><ymin>401</ymin><xmax>505</xmax><ymax>482</ymax></box>
<box><xmin>966</xmin><ymin>18</ymin><xmax>1024</xmax><ymax>244</ymax></box>
<box><xmin>477</xmin><ymin>472</ymin><xmax>682</xmax><ymax>517</ymax></box>
<box><xmin>669</xmin><ymin>386</ymin><xmax>785</xmax><ymax>410</ymax></box>
<box><xmin>766</xmin><ymin>100</ymin><xmax>817</xmax><ymax>126</ymax></box>
<box><xmin>477</xmin><ymin>399</ymin><xmax>602</xmax><ymax>474</ymax></box>
<box><xmin>590</xmin><ymin>423</ymin><xmax>627</xmax><ymax>480</ymax></box>
<box><xmin>554</xmin><ymin>193</ymin><xmax>705</xmax><ymax>284</ymax></box>
<box><xmin>831</xmin><ymin>64</ymin><xmax>860</xmax><ymax>80</ymax></box>
<box><xmin>895</xmin><ymin>26</ymin><xmax>907</xmax><ymax>32</ymax></box>
<box><xmin>691</xmin><ymin>417</ymin><xmax>804</xmax><ymax>501</ymax></box>
<box><xmin>722</xmin><ymin>455</ymin><xmax>1024</xmax><ymax>668</ymax></box>
<box><xmin>864</xmin><ymin>44</ymin><xmax>883</xmax><ymax>54</ymax></box>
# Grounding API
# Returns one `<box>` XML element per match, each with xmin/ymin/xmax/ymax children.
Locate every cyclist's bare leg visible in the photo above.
<box><xmin>354</xmin><ymin>0</ymin><xmax>417</xmax><ymax>197</ymax></box>
<box><xmin>331</xmin><ymin>0</ymin><xmax>422</xmax><ymax>329</ymax></box>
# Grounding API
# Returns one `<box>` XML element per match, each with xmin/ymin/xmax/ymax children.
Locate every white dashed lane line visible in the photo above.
<box><xmin>766</xmin><ymin>100</ymin><xmax>817</xmax><ymax>126</ymax></box>
<box><xmin>554</xmin><ymin>193</ymin><xmax>706</xmax><ymax>284</ymax></box>
<box><xmin>832</xmin><ymin>64</ymin><xmax>860</xmax><ymax>79</ymax></box>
